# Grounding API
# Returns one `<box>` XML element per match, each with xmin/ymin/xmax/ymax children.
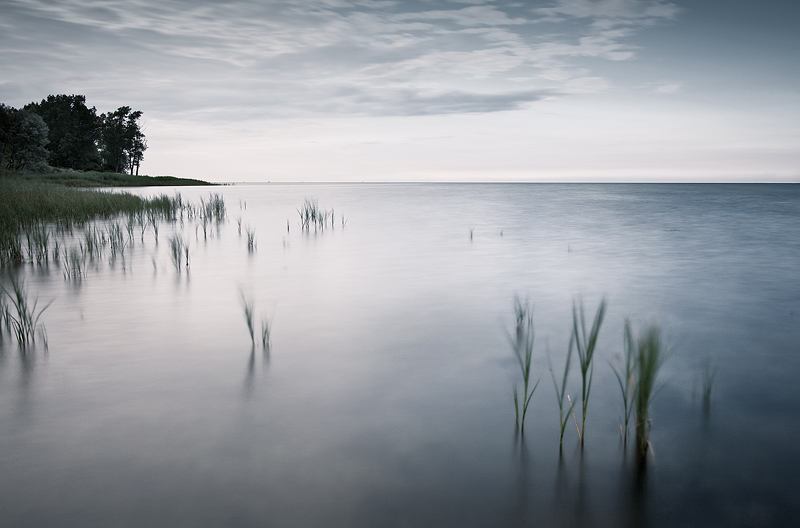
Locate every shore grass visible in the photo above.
<box><xmin>1</xmin><ymin>169</ymin><xmax>213</xmax><ymax>188</ymax></box>
<box><xmin>0</xmin><ymin>175</ymin><xmax>191</xmax><ymax>265</ymax></box>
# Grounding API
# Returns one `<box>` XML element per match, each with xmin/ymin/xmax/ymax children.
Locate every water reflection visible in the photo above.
<box><xmin>510</xmin><ymin>430</ymin><xmax>532</xmax><ymax>527</ymax></box>
<box><xmin>243</xmin><ymin>344</ymin><xmax>270</xmax><ymax>398</ymax></box>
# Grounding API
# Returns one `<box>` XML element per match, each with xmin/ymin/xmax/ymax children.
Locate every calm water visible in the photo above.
<box><xmin>1</xmin><ymin>184</ymin><xmax>798</xmax><ymax>527</ymax></box>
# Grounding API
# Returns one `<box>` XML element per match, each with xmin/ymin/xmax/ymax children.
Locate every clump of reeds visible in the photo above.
<box><xmin>63</xmin><ymin>247</ymin><xmax>86</xmax><ymax>281</ymax></box>
<box><xmin>633</xmin><ymin>323</ymin><xmax>668</xmax><ymax>456</ymax></box>
<box><xmin>297</xmin><ymin>198</ymin><xmax>337</xmax><ymax>231</ymax></box>
<box><xmin>610</xmin><ymin>319</ymin><xmax>636</xmax><ymax>442</ymax></box>
<box><xmin>572</xmin><ymin>298</ymin><xmax>606</xmax><ymax>446</ymax></box>
<box><xmin>168</xmin><ymin>234</ymin><xmax>188</xmax><ymax>271</ymax></box>
<box><xmin>25</xmin><ymin>223</ymin><xmax>50</xmax><ymax>264</ymax></box>
<box><xmin>1</xmin><ymin>276</ymin><xmax>51</xmax><ymax>348</ymax></box>
<box><xmin>244</xmin><ymin>225</ymin><xmax>256</xmax><ymax>251</ymax></box>
<box><xmin>107</xmin><ymin>221</ymin><xmax>126</xmax><ymax>258</ymax></box>
<box><xmin>200</xmin><ymin>193</ymin><xmax>226</xmax><ymax>223</ymax></box>
<box><xmin>508</xmin><ymin>297</ymin><xmax>540</xmax><ymax>433</ymax></box>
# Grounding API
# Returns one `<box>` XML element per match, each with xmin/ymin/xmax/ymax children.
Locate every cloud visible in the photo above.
<box><xmin>0</xmin><ymin>0</ymin><xmax>679</xmax><ymax>118</ymax></box>
<box><xmin>654</xmin><ymin>82</ymin><xmax>683</xmax><ymax>94</ymax></box>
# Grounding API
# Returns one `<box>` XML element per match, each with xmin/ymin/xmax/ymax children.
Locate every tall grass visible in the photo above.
<box><xmin>1</xmin><ymin>276</ymin><xmax>51</xmax><ymax>348</ymax></box>
<box><xmin>610</xmin><ymin>319</ymin><xmax>636</xmax><ymax>442</ymax></box>
<box><xmin>508</xmin><ymin>297</ymin><xmax>540</xmax><ymax>433</ymax></box>
<box><xmin>633</xmin><ymin>324</ymin><xmax>668</xmax><ymax>456</ymax></box>
<box><xmin>572</xmin><ymin>298</ymin><xmax>606</xmax><ymax>446</ymax></box>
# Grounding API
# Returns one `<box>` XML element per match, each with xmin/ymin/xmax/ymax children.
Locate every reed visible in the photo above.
<box><xmin>63</xmin><ymin>247</ymin><xmax>86</xmax><ymax>281</ymax></box>
<box><xmin>245</xmin><ymin>225</ymin><xmax>256</xmax><ymax>252</ymax></box>
<box><xmin>508</xmin><ymin>297</ymin><xmax>540</xmax><ymax>433</ymax></box>
<box><xmin>52</xmin><ymin>239</ymin><xmax>61</xmax><ymax>263</ymax></box>
<box><xmin>1</xmin><ymin>276</ymin><xmax>51</xmax><ymax>348</ymax></box>
<box><xmin>297</xmin><ymin>198</ymin><xmax>337</xmax><ymax>231</ymax></box>
<box><xmin>572</xmin><ymin>297</ymin><xmax>606</xmax><ymax>446</ymax></box>
<box><xmin>261</xmin><ymin>316</ymin><xmax>271</xmax><ymax>350</ymax></box>
<box><xmin>610</xmin><ymin>319</ymin><xmax>636</xmax><ymax>442</ymax></box>
<box><xmin>548</xmin><ymin>335</ymin><xmax>574</xmax><ymax>448</ymax></box>
<box><xmin>701</xmin><ymin>357</ymin><xmax>716</xmax><ymax>411</ymax></box>
<box><xmin>25</xmin><ymin>223</ymin><xmax>50</xmax><ymax>264</ymax></box>
<box><xmin>633</xmin><ymin>323</ymin><xmax>668</xmax><ymax>456</ymax></box>
<box><xmin>168</xmin><ymin>234</ymin><xmax>187</xmax><ymax>271</ymax></box>
<box><xmin>240</xmin><ymin>291</ymin><xmax>255</xmax><ymax>345</ymax></box>
<box><xmin>107</xmin><ymin>222</ymin><xmax>126</xmax><ymax>258</ymax></box>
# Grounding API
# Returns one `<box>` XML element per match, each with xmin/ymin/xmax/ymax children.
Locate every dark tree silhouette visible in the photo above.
<box><xmin>25</xmin><ymin>94</ymin><xmax>100</xmax><ymax>170</ymax></box>
<box><xmin>0</xmin><ymin>103</ymin><xmax>50</xmax><ymax>171</ymax></box>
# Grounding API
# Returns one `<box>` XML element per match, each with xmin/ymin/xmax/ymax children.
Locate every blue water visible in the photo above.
<box><xmin>1</xmin><ymin>183</ymin><xmax>798</xmax><ymax>527</ymax></box>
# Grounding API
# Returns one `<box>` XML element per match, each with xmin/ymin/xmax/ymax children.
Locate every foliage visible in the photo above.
<box><xmin>8</xmin><ymin>94</ymin><xmax>149</xmax><ymax>175</ymax></box>
<box><xmin>98</xmin><ymin>106</ymin><xmax>147</xmax><ymax>175</ymax></box>
<box><xmin>0</xmin><ymin>104</ymin><xmax>50</xmax><ymax>171</ymax></box>
<box><xmin>24</xmin><ymin>94</ymin><xmax>100</xmax><ymax>171</ymax></box>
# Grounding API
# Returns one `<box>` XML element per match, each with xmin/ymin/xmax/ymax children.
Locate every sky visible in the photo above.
<box><xmin>1</xmin><ymin>0</ymin><xmax>798</xmax><ymax>182</ymax></box>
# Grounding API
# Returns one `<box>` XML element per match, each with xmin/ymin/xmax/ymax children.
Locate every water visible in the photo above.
<box><xmin>1</xmin><ymin>183</ymin><xmax>798</xmax><ymax>527</ymax></box>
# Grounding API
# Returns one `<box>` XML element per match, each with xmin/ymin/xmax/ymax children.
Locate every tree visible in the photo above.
<box><xmin>0</xmin><ymin>104</ymin><xmax>50</xmax><ymax>171</ymax></box>
<box><xmin>25</xmin><ymin>94</ymin><xmax>99</xmax><ymax>170</ymax></box>
<box><xmin>99</xmin><ymin>106</ymin><xmax>146</xmax><ymax>174</ymax></box>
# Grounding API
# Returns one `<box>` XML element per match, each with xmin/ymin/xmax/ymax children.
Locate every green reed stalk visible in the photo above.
<box><xmin>572</xmin><ymin>297</ymin><xmax>606</xmax><ymax>446</ymax></box>
<box><xmin>509</xmin><ymin>297</ymin><xmax>540</xmax><ymax>433</ymax></box>
<box><xmin>633</xmin><ymin>324</ymin><xmax>667</xmax><ymax>456</ymax></box>
<box><xmin>610</xmin><ymin>319</ymin><xmax>636</xmax><ymax>442</ymax></box>
<box><xmin>548</xmin><ymin>334</ymin><xmax>574</xmax><ymax>448</ymax></box>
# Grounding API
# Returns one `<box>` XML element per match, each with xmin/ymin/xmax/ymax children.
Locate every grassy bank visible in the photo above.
<box><xmin>2</xmin><ymin>169</ymin><xmax>213</xmax><ymax>188</ymax></box>
<box><xmin>0</xmin><ymin>172</ymin><xmax>196</xmax><ymax>264</ymax></box>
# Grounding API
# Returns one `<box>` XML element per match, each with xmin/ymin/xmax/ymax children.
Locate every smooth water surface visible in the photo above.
<box><xmin>1</xmin><ymin>184</ymin><xmax>799</xmax><ymax>527</ymax></box>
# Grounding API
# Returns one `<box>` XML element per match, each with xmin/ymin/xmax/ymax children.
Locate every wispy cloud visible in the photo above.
<box><xmin>0</xmin><ymin>0</ymin><xmax>679</xmax><ymax>117</ymax></box>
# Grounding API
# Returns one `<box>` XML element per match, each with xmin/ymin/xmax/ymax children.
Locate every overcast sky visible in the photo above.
<box><xmin>1</xmin><ymin>0</ymin><xmax>798</xmax><ymax>182</ymax></box>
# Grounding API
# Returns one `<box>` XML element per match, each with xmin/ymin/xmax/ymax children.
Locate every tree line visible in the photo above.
<box><xmin>0</xmin><ymin>94</ymin><xmax>147</xmax><ymax>175</ymax></box>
